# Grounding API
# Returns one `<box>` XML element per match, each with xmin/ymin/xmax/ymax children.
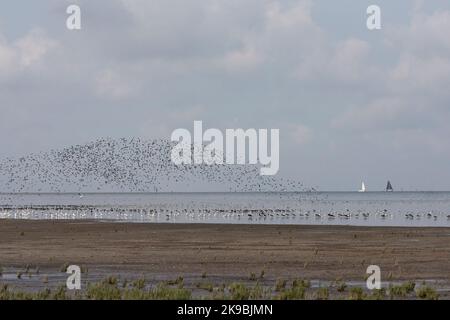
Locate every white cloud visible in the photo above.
<box><xmin>332</xmin><ymin>98</ymin><xmax>413</xmax><ymax>131</ymax></box>
<box><xmin>290</xmin><ymin>124</ymin><xmax>311</xmax><ymax>145</ymax></box>
<box><xmin>387</xmin><ymin>11</ymin><xmax>450</xmax><ymax>56</ymax></box>
<box><xmin>296</xmin><ymin>38</ymin><xmax>376</xmax><ymax>85</ymax></box>
<box><xmin>94</xmin><ymin>69</ymin><xmax>135</xmax><ymax>99</ymax></box>
<box><xmin>389</xmin><ymin>54</ymin><xmax>450</xmax><ymax>97</ymax></box>
<box><xmin>0</xmin><ymin>29</ymin><xmax>56</xmax><ymax>76</ymax></box>
<box><xmin>0</xmin><ymin>37</ymin><xmax>16</xmax><ymax>73</ymax></box>
<box><xmin>332</xmin><ymin>9</ymin><xmax>450</xmax><ymax>147</ymax></box>
<box><xmin>15</xmin><ymin>29</ymin><xmax>56</xmax><ymax>67</ymax></box>
<box><xmin>218</xmin><ymin>46</ymin><xmax>264</xmax><ymax>72</ymax></box>
<box><xmin>265</xmin><ymin>0</ymin><xmax>314</xmax><ymax>31</ymax></box>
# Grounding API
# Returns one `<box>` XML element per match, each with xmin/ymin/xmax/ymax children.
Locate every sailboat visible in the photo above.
<box><xmin>386</xmin><ymin>181</ymin><xmax>393</xmax><ymax>192</ymax></box>
<box><xmin>358</xmin><ymin>182</ymin><xmax>366</xmax><ymax>192</ymax></box>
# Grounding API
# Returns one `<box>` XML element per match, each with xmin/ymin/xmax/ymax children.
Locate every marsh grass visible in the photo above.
<box><xmin>85</xmin><ymin>277</ymin><xmax>191</xmax><ymax>300</ymax></box>
<box><xmin>259</xmin><ymin>270</ymin><xmax>265</xmax><ymax>280</ymax></box>
<box><xmin>370</xmin><ymin>288</ymin><xmax>387</xmax><ymax>300</ymax></box>
<box><xmin>60</xmin><ymin>262</ymin><xmax>70</xmax><ymax>273</ymax></box>
<box><xmin>292</xmin><ymin>279</ymin><xmax>310</xmax><ymax>289</ymax></box>
<box><xmin>335</xmin><ymin>281</ymin><xmax>347</xmax><ymax>293</ymax></box>
<box><xmin>274</xmin><ymin>279</ymin><xmax>287</xmax><ymax>292</ymax></box>
<box><xmin>86</xmin><ymin>278</ymin><xmax>122</xmax><ymax>300</ymax></box>
<box><xmin>132</xmin><ymin>277</ymin><xmax>146</xmax><ymax>290</ymax></box>
<box><xmin>348</xmin><ymin>287</ymin><xmax>367</xmax><ymax>300</ymax></box>
<box><xmin>276</xmin><ymin>285</ymin><xmax>306</xmax><ymax>300</ymax></box>
<box><xmin>315</xmin><ymin>287</ymin><xmax>329</xmax><ymax>300</ymax></box>
<box><xmin>275</xmin><ymin>278</ymin><xmax>310</xmax><ymax>300</ymax></box>
<box><xmin>416</xmin><ymin>285</ymin><xmax>439</xmax><ymax>300</ymax></box>
<box><xmin>389</xmin><ymin>281</ymin><xmax>415</xmax><ymax>299</ymax></box>
<box><xmin>195</xmin><ymin>282</ymin><xmax>214</xmax><ymax>292</ymax></box>
<box><xmin>228</xmin><ymin>282</ymin><xmax>266</xmax><ymax>300</ymax></box>
<box><xmin>0</xmin><ymin>284</ymin><xmax>68</xmax><ymax>300</ymax></box>
<box><xmin>164</xmin><ymin>276</ymin><xmax>184</xmax><ymax>287</ymax></box>
<box><xmin>0</xmin><ymin>274</ymin><xmax>442</xmax><ymax>300</ymax></box>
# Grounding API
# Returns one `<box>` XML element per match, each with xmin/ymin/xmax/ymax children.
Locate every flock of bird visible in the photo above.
<box><xmin>1</xmin><ymin>204</ymin><xmax>449</xmax><ymax>224</ymax></box>
<box><xmin>0</xmin><ymin>137</ymin><xmax>449</xmax><ymax>226</ymax></box>
<box><xmin>0</xmin><ymin>137</ymin><xmax>305</xmax><ymax>193</ymax></box>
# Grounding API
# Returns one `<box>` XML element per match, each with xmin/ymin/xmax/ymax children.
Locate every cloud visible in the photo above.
<box><xmin>0</xmin><ymin>37</ymin><xmax>16</xmax><ymax>73</ymax></box>
<box><xmin>332</xmin><ymin>9</ymin><xmax>450</xmax><ymax>132</ymax></box>
<box><xmin>387</xmin><ymin>11</ymin><xmax>450</xmax><ymax>57</ymax></box>
<box><xmin>0</xmin><ymin>29</ymin><xmax>56</xmax><ymax>76</ymax></box>
<box><xmin>1</xmin><ymin>1</ymin><xmax>450</xmax><ymax>189</ymax></box>
<box><xmin>15</xmin><ymin>29</ymin><xmax>56</xmax><ymax>67</ymax></box>
<box><xmin>388</xmin><ymin>54</ymin><xmax>450</xmax><ymax>98</ymax></box>
<box><xmin>384</xmin><ymin>10</ymin><xmax>450</xmax><ymax>98</ymax></box>
<box><xmin>94</xmin><ymin>69</ymin><xmax>135</xmax><ymax>99</ymax></box>
<box><xmin>290</xmin><ymin>124</ymin><xmax>311</xmax><ymax>145</ymax></box>
<box><xmin>331</xmin><ymin>98</ymin><xmax>427</xmax><ymax>132</ymax></box>
<box><xmin>218</xmin><ymin>46</ymin><xmax>264</xmax><ymax>72</ymax></box>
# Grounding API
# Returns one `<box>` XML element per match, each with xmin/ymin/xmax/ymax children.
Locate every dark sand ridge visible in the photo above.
<box><xmin>0</xmin><ymin>220</ymin><xmax>449</xmax><ymax>284</ymax></box>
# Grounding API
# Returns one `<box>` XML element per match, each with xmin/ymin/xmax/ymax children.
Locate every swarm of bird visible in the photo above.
<box><xmin>0</xmin><ymin>137</ymin><xmax>305</xmax><ymax>193</ymax></box>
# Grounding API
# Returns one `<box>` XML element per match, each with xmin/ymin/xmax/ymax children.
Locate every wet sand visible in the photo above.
<box><xmin>1</xmin><ymin>220</ymin><xmax>449</xmax><ymax>286</ymax></box>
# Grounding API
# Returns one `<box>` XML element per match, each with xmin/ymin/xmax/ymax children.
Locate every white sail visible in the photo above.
<box><xmin>359</xmin><ymin>182</ymin><xmax>366</xmax><ymax>192</ymax></box>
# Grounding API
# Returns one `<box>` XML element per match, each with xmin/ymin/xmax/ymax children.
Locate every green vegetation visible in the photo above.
<box><xmin>275</xmin><ymin>278</ymin><xmax>310</xmax><ymax>300</ymax></box>
<box><xmin>292</xmin><ymin>278</ymin><xmax>311</xmax><ymax>289</ymax></box>
<box><xmin>0</xmin><ymin>284</ymin><xmax>68</xmax><ymax>300</ymax></box>
<box><xmin>164</xmin><ymin>276</ymin><xmax>184</xmax><ymax>287</ymax></box>
<box><xmin>369</xmin><ymin>288</ymin><xmax>387</xmax><ymax>300</ymax></box>
<box><xmin>274</xmin><ymin>279</ymin><xmax>287</xmax><ymax>292</ymax></box>
<box><xmin>0</xmin><ymin>274</ymin><xmax>442</xmax><ymax>300</ymax></box>
<box><xmin>228</xmin><ymin>282</ymin><xmax>265</xmax><ymax>300</ymax></box>
<box><xmin>389</xmin><ymin>281</ymin><xmax>416</xmax><ymax>298</ymax></box>
<box><xmin>60</xmin><ymin>262</ymin><xmax>70</xmax><ymax>273</ymax></box>
<box><xmin>335</xmin><ymin>281</ymin><xmax>347</xmax><ymax>293</ymax></box>
<box><xmin>315</xmin><ymin>287</ymin><xmax>329</xmax><ymax>300</ymax></box>
<box><xmin>195</xmin><ymin>282</ymin><xmax>214</xmax><ymax>292</ymax></box>
<box><xmin>83</xmin><ymin>277</ymin><xmax>191</xmax><ymax>300</ymax></box>
<box><xmin>132</xmin><ymin>277</ymin><xmax>146</xmax><ymax>290</ymax></box>
<box><xmin>416</xmin><ymin>285</ymin><xmax>439</xmax><ymax>300</ymax></box>
<box><xmin>348</xmin><ymin>287</ymin><xmax>367</xmax><ymax>300</ymax></box>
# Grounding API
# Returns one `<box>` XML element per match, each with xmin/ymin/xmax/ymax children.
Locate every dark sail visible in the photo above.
<box><xmin>386</xmin><ymin>181</ymin><xmax>393</xmax><ymax>192</ymax></box>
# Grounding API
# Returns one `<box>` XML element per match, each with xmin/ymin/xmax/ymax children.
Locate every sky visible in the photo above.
<box><xmin>0</xmin><ymin>0</ymin><xmax>450</xmax><ymax>191</ymax></box>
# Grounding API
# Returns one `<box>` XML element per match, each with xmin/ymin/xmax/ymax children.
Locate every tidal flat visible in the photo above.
<box><xmin>0</xmin><ymin>220</ymin><xmax>449</xmax><ymax>299</ymax></box>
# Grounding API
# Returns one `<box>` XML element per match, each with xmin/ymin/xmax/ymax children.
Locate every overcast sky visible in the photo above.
<box><xmin>1</xmin><ymin>0</ymin><xmax>450</xmax><ymax>191</ymax></box>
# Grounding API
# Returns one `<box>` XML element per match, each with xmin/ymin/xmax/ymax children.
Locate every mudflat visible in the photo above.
<box><xmin>0</xmin><ymin>220</ymin><xmax>449</xmax><ymax>284</ymax></box>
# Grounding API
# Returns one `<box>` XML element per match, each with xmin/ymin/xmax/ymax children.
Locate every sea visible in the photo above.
<box><xmin>1</xmin><ymin>192</ymin><xmax>450</xmax><ymax>227</ymax></box>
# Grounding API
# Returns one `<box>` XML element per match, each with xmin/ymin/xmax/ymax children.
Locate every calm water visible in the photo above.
<box><xmin>1</xmin><ymin>192</ymin><xmax>450</xmax><ymax>227</ymax></box>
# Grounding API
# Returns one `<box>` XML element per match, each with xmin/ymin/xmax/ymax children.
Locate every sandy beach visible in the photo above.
<box><xmin>1</xmin><ymin>220</ymin><xmax>449</xmax><ymax>297</ymax></box>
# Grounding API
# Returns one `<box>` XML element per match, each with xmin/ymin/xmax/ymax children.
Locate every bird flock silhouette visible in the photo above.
<box><xmin>1</xmin><ymin>138</ymin><xmax>449</xmax><ymax>226</ymax></box>
<box><xmin>0</xmin><ymin>137</ymin><xmax>305</xmax><ymax>193</ymax></box>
